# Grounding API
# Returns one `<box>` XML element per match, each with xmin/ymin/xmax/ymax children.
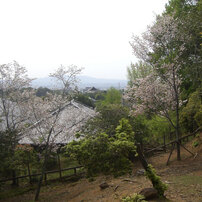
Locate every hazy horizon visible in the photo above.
<box><xmin>32</xmin><ymin>74</ymin><xmax>128</xmax><ymax>90</ymax></box>
<box><xmin>33</xmin><ymin>74</ymin><xmax>127</xmax><ymax>80</ymax></box>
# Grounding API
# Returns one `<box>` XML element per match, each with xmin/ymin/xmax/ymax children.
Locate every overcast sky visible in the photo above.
<box><xmin>0</xmin><ymin>0</ymin><xmax>168</xmax><ymax>80</ymax></box>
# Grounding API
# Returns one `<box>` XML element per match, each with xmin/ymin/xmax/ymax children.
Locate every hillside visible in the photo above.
<box><xmin>2</xmin><ymin>134</ymin><xmax>202</xmax><ymax>202</ymax></box>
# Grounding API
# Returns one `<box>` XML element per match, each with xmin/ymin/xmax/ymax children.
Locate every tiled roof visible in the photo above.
<box><xmin>19</xmin><ymin>100</ymin><xmax>96</xmax><ymax>145</ymax></box>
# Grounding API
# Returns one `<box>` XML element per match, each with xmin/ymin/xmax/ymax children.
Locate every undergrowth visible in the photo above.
<box><xmin>122</xmin><ymin>193</ymin><xmax>147</xmax><ymax>202</ymax></box>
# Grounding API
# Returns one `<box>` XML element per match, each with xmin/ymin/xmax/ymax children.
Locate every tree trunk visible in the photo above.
<box><xmin>34</xmin><ymin>150</ymin><xmax>49</xmax><ymax>201</ymax></box>
<box><xmin>176</xmin><ymin>94</ymin><xmax>181</xmax><ymax>161</ymax></box>
<box><xmin>27</xmin><ymin>163</ymin><xmax>32</xmax><ymax>184</ymax></box>
<box><xmin>137</xmin><ymin>144</ymin><xmax>166</xmax><ymax>197</ymax></box>
<box><xmin>11</xmin><ymin>170</ymin><xmax>18</xmax><ymax>186</ymax></box>
<box><xmin>137</xmin><ymin>144</ymin><xmax>148</xmax><ymax>170</ymax></box>
<box><xmin>172</xmin><ymin>66</ymin><xmax>181</xmax><ymax>161</ymax></box>
<box><xmin>57</xmin><ymin>152</ymin><xmax>62</xmax><ymax>179</ymax></box>
<box><xmin>176</xmin><ymin>141</ymin><xmax>181</xmax><ymax>160</ymax></box>
<box><xmin>163</xmin><ymin>134</ymin><xmax>166</xmax><ymax>152</ymax></box>
<box><xmin>34</xmin><ymin>106</ymin><xmax>61</xmax><ymax>201</ymax></box>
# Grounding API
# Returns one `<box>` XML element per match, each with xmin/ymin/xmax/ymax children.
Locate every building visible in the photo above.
<box><xmin>19</xmin><ymin>100</ymin><xmax>96</xmax><ymax>145</ymax></box>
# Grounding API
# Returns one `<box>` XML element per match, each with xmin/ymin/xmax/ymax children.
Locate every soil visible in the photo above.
<box><xmin>1</xmin><ymin>134</ymin><xmax>202</xmax><ymax>202</ymax></box>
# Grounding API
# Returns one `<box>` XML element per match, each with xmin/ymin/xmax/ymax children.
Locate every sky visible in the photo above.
<box><xmin>0</xmin><ymin>0</ymin><xmax>168</xmax><ymax>80</ymax></box>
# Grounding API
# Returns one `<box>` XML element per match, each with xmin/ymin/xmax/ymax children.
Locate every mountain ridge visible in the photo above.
<box><xmin>31</xmin><ymin>75</ymin><xmax>127</xmax><ymax>90</ymax></box>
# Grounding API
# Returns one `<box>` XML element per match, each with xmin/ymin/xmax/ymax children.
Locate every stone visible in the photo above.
<box><xmin>99</xmin><ymin>182</ymin><xmax>109</xmax><ymax>189</ymax></box>
<box><xmin>139</xmin><ymin>188</ymin><xmax>158</xmax><ymax>200</ymax></box>
<box><xmin>136</xmin><ymin>169</ymin><xmax>145</xmax><ymax>176</ymax></box>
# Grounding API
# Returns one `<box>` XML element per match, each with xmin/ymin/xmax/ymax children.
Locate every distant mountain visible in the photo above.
<box><xmin>31</xmin><ymin>76</ymin><xmax>127</xmax><ymax>90</ymax></box>
<box><xmin>78</xmin><ymin>76</ymin><xmax>127</xmax><ymax>89</ymax></box>
<box><xmin>31</xmin><ymin>77</ymin><xmax>54</xmax><ymax>88</ymax></box>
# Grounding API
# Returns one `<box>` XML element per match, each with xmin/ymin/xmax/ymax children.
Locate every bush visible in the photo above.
<box><xmin>180</xmin><ymin>89</ymin><xmax>202</xmax><ymax>133</ymax></box>
<box><xmin>192</xmin><ymin>141</ymin><xmax>199</xmax><ymax>148</ymax></box>
<box><xmin>65</xmin><ymin>118</ymin><xmax>137</xmax><ymax>177</ymax></box>
<box><xmin>122</xmin><ymin>193</ymin><xmax>147</xmax><ymax>202</ymax></box>
<box><xmin>146</xmin><ymin>115</ymin><xmax>174</xmax><ymax>144</ymax></box>
<box><xmin>129</xmin><ymin>115</ymin><xmax>150</xmax><ymax>144</ymax></box>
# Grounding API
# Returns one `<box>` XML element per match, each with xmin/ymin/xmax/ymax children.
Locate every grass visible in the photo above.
<box><xmin>0</xmin><ymin>184</ymin><xmax>36</xmax><ymax>200</ymax></box>
<box><xmin>43</xmin><ymin>167</ymin><xmax>84</xmax><ymax>181</ymax></box>
<box><xmin>171</xmin><ymin>175</ymin><xmax>202</xmax><ymax>186</ymax></box>
<box><xmin>0</xmin><ymin>157</ymin><xmax>83</xmax><ymax>201</ymax></box>
<box><xmin>168</xmin><ymin>174</ymin><xmax>202</xmax><ymax>197</ymax></box>
<box><xmin>0</xmin><ymin>171</ymin><xmax>84</xmax><ymax>201</ymax></box>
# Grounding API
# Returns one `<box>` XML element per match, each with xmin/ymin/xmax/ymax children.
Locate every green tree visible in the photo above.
<box><xmin>74</xmin><ymin>93</ymin><xmax>95</xmax><ymax>108</ymax></box>
<box><xmin>127</xmin><ymin>61</ymin><xmax>152</xmax><ymax>87</ymax></box>
<box><xmin>84</xmin><ymin>104</ymin><xmax>129</xmax><ymax>137</ymax></box>
<box><xmin>12</xmin><ymin>145</ymin><xmax>38</xmax><ymax>183</ymax></box>
<box><xmin>129</xmin><ymin>115</ymin><xmax>150</xmax><ymax>146</ymax></box>
<box><xmin>129</xmin><ymin>9</ymin><xmax>201</xmax><ymax>160</ymax></box>
<box><xmin>97</xmin><ymin>87</ymin><xmax>122</xmax><ymax>106</ymax></box>
<box><xmin>165</xmin><ymin>0</ymin><xmax>202</xmax><ymax>96</ymax></box>
<box><xmin>105</xmin><ymin>87</ymin><xmax>121</xmax><ymax>104</ymax></box>
<box><xmin>180</xmin><ymin>89</ymin><xmax>202</xmax><ymax>132</ymax></box>
<box><xmin>146</xmin><ymin>115</ymin><xmax>175</xmax><ymax>144</ymax></box>
<box><xmin>0</xmin><ymin>130</ymin><xmax>17</xmax><ymax>180</ymax></box>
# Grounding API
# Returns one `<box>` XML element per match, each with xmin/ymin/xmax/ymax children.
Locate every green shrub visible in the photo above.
<box><xmin>65</xmin><ymin>118</ymin><xmax>137</xmax><ymax>177</ymax></box>
<box><xmin>180</xmin><ymin>89</ymin><xmax>202</xmax><ymax>133</ymax></box>
<box><xmin>122</xmin><ymin>193</ymin><xmax>147</xmax><ymax>202</ymax></box>
<box><xmin>146</xmin><ymin>115</ymin><xmax>174</xmax><ymax>144</ymax></box>
<box><xmin>194</xmin><ymin>105</ymin><xmax>202</xmax><ymax>127</ymax></box>
<box><xmin>192</xmin><ymin>141</ymin><xmax>199</xmax><ymax>148</ymax></box>
<box><xmin>195</xmin><ymin>133</ymin><xmax>200</xmax><ymax>138</ymax></box>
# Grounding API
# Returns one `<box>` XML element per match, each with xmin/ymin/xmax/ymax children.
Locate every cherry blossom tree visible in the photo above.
<box><xmin>21</xmin><ymin>65</ymin><xmax>83</xmax><ymax>201</ymax></box>
<box><xmin>125</xmin><ymin>74</ymin><xmax>173</xmax><ymax>117</ymax></box>
<box><xmin>49</xmin><ymin>64</ymin><xmax>83</xmax><ymax>97</ymax></box>
<box><xmin>0</xmin><ymin>61</ymin><xmax>32</xmax><ymax>132</ymax></box>
<box><xmin>0</xmin><ymin>61</ymin><xmax>33</xmax><ymax>184</ymax></box>
<box><xmin>128</xmin><ymin>14</ymin><xmax>189</xmax><ymax>160</ymax></box>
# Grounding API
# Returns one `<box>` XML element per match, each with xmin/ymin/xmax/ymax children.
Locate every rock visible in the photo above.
<box><xmin>139</xmin><ymin>188</ymin><xmax>158</xmax><ymax>200</ymax></box>
<box><xmin>165</xmin><ymin>180</ymin><xmax>173</xmax><ymax>184</ymax></box>
<box><xmin>136</xmin><ymin>169</ymin><xmax>145</xmax><ymax>176</ymax></box>
<box><xmin>99</xmin><ymin>182</ymin><xmax>109</xmax><ymax>189</ymax></box>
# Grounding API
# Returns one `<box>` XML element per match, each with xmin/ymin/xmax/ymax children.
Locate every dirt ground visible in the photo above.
<box><xmin>1</xmin><ymin>134</ymin><xmax>202</xmax><ymax>202</ymax></box>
